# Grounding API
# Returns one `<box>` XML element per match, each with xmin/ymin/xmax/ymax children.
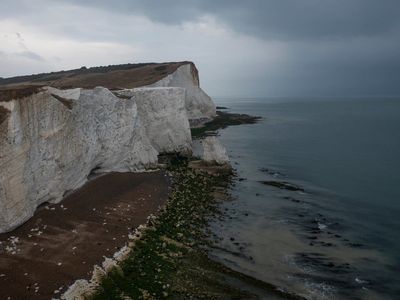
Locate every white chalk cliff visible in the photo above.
<box><xmin>192</xmin><ymin>136</ymin><xmax>229</xmax><ymax>164</ymax></box>
<box><xmin>0</xmin><ymin>62</ymin><xmax>224</xmax><ymax>233</ymax></box>
<box><xmin>145</xmin><ymin>64</ymin><xmax>216</xmax><ymax>125</ymax></box>
<box><xmin>115</xmin><ymin>87</ymin><xmax>192</xmax><ymax>155</ymax></box>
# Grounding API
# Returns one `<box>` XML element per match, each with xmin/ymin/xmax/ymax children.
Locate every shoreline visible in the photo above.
<box><xmin>0</xmin><ymin>110</ymin><xmax>299</xmax><ymax>300</ymax></box>
<box><xmin>82</xmin><ymin>112</ymin><xmax>306</xmax><ymax>299</ymax></box>
<box><xmin>88</xmin><ymin>158</ymin><xmax>304</xmax><ymax>300</ymax></box>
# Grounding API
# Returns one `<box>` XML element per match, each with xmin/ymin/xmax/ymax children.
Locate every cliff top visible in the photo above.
<box><xmin>0</xmin><ymin>61</ymin><xmax>196</xmax><ymax>102</ymax></box>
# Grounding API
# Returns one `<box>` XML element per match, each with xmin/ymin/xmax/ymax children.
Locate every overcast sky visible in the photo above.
<box><xmin>1</xmin><ymin>0</ymin><xmax>399</xmax><ymax>97</ymax></box>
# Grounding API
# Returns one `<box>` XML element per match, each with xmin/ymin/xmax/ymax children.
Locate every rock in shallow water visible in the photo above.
<box><xmin>260</xmin><ymin>180</ymin><xmax>305</xmax><ymax>192</ymax></box>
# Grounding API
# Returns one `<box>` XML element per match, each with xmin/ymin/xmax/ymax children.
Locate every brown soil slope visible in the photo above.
<box><xmin>0</xmin><ymin>61</ymin><xmax>197</xmax><ymax>102</ymax></box>
<box><xmin>0</xmin><ymin>171</ymin><xmax>169</xmax><ymax>299</ymax></box>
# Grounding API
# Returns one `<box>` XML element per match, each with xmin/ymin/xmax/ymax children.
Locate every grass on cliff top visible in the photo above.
<box><xmin>88</xmin><ymin>158</ymin><xmax>304</xmax><ymax>300</ymax></box>
<box><xmin>191</xmin><ymin>111</ymin><xmax>261</xmax><ymax>139</ymax></box>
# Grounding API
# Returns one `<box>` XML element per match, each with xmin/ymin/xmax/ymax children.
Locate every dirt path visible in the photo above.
<box><xmin>0</xmin><ymin>171</ymin><xmax>169</xmax><ymax>300</ymax></box>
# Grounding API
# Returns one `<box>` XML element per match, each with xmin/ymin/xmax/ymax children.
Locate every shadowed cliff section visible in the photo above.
<box><xmin>0</xmin><ymin>61</ymin><xmax>198</xmax><ymax>90</ymax></box>
<box><xmin>0</xmin><ymin>106</ymin><xmax>10</xmax><ymax>125</ymax></box>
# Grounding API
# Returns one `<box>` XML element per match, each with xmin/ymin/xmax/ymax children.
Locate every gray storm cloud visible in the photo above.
<box><xmin>0</xmin><ymin>0</ymin><xmax>399</xmax><ymax>97</ymax></box>
<box><xmin>58</xmin><ymin>0</ymin><xmax>400</xmax><ymax>40</ymax></box>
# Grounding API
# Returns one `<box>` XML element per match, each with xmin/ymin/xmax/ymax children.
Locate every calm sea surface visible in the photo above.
<box><xmin>211</xmin><ymin>97</ymin><xmax>400</xmax><ymax>299</ymax></box>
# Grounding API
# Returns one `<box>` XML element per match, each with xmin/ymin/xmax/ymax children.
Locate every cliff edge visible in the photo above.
<box><xmin>0</xmin><ymin>62</ymin><xmax>220</xmax><ymax>232</ymax></box>
<box><xmin>0</xmin><ymin>61</ymin><xmax>216</xmax><ymax>123</ymax></box>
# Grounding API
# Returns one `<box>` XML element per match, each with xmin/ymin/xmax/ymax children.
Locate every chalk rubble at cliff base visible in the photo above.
<box><xmin>192</xmin><ymin>136</ymin><xmax>230</xmax><ymax>164</ymax></box>
<box><xmin>0</xmin><ymin>62</ymin><xmax>223</xmax><ymax>233</ymax></box>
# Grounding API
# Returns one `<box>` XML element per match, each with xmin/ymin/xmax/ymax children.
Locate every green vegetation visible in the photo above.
<box><xmin>191</xmin><ymin>111</ymin><xmax>261</xmax><ymax>139</ymax></box>
<box><xmin>89</xmin><ymin>159</ymin><xmax>303</xmax><ymax>300</ymax></box>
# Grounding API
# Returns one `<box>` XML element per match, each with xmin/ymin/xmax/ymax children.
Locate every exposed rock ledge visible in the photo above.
<box><xmin>0</xmin><ymin>62</ymin><xmax>223</xmax><ymax>233</ymax></box>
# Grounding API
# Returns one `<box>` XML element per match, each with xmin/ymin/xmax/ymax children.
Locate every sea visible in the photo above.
<box><xmin>210</xmin><ymin>97</ymin><xmax>400</xmax><ymax>300</ymax></box>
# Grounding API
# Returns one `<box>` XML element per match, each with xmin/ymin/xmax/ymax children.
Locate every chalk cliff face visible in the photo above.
<box><xmin>0</xmin><ymin>62</ymin><xmax>224</xmax><ymax>233</ymax></box>
<box><xmin>145</xmin><ymin>64</ymin><xmax>216</xmax><ymax>125</ymax></box>
<box><xmin>0</xmin><ymin>85</ymin><xmax>193</xmax><ymax>232</ymax></box>
<box><xmin>132</xmin><ymin>87</ymin><xmax>192</xmax><ymax>155</ymax></box>
<box><xmin>115</xmin><ymin>87</ymin><xmax>192</xmax><ymax>155</ymax></box>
